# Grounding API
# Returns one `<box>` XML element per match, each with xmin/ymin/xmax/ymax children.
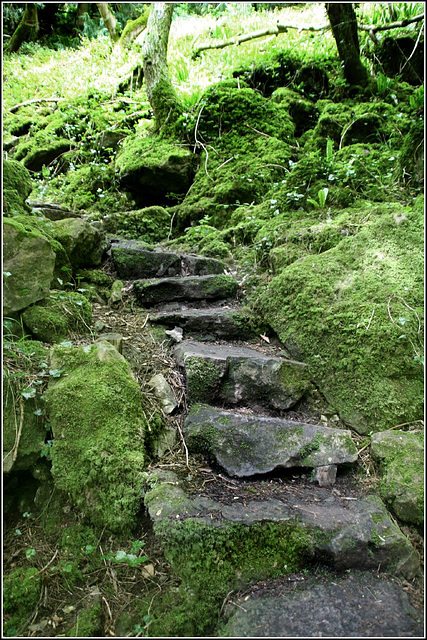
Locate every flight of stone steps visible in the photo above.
<box><xmin>111</xmin><ymin>238</ymin><xmax>422</xmax><ymax>637</ymax></box>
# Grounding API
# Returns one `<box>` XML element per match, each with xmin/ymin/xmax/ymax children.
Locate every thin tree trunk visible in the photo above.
<box><xmin>5</xmin><ymin>3</ymin><xmax>39</xmax><ymax>53</ymax></box>
<box><xmin>96</xmin><ymin>2</ymin><xmax>119</xmax><ymax>43</ymax></box>
<box><xmin>326</xmin><ymin>3</ymin><xmax>369</xmax><ymax>86</ymax></box>
<box><xmin>142</xmin><ymin>3</ymin><xmax>183</xmax><ymax>130</ymax></box>
<box><xmin>77</xmin><ymin>3</ymin><xmax>91</xmax><ymax>32</ymax></box>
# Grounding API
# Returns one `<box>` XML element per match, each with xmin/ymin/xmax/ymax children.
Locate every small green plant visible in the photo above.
<box><xmin>325</xmin><ymin>137</ymin><xmax>334</xmax><ymax>163</ymax></box>
<box><xmin>307</xmin><ymin>187</ymin><xmax>329</xmax><ymax>209</ymax></box>
<box><xmin>103</xmin><ymin>540</ymin><xmax>147</xmax><ymax>568</ymax></box>
<box><xmin>409</xmin><ymin>84</ymin><xmax>424</xmax><ymax>110</ymax></box>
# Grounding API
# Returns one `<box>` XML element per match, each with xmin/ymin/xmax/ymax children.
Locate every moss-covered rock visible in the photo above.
<box><xmin>3</xmin><ymin>217</ymin><xmax>57</xmax><ymax>315</ymax></box>
<box><xmin>22</xmin><ymin>290</ymin><xmax>92</xmax><ymax>343</ymax></box>
<box><xmin>103</xmin><ymin>205</ymin><xmax>171</xmax><ymax>241</ymax></box>
<box><xmin>257</xmin><ymin>203</ymin><xmax>424</xmax><ymax>434</ymax></box>
<box><xmin>44</xmin><ymin>341</ymin><xmax>148</xmax><ymax>531</ymax></box>
<box><xmin>3</xmin><ymin>567</ymin><xmax>41</xmax><ymax>636</ymax></box>
<box><xmin>50</xmin><ymin>217</ymin><xmax>107</xmax><ymax>268</ymax></box>
<box><xmin>115</xmin><ymin>136</ymin><xmax>198</xmax><ymax>206</ymax></box>
<box><xmin>399</xmin><ymin>119</ymin><xmax>424</xmax><ymax>187</ymax></box>
<box><xmin>371</xmin><ymin>430</ymin><xmax>424</xmax><ymax>525</ymax></box>
<box><xmin>3</xmin><ymin>159</ymin><xmax>33</xmax><ymax>216</ymax></box>
<box><xmin>271</xmin><ymin>87</ymin><xmax>319</xmax><ymax>136</ymax></box>
<box><xmin>3</xmin><ymin>339</ymin><xmax>49</xmax><ymax>473</ymax></box>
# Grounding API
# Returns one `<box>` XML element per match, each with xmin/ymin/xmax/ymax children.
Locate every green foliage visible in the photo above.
<box><xmin>3</xmin><ymin>567</ymin><xmax>41</xmax><ymax>636</ymax></box>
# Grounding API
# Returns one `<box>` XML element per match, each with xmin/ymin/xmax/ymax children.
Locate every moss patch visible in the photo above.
<box><xmin>44</xmin><ymin>342</ymin><xmax>148</xmax><ymax>532</ymax></box>
<box><xmin>22</xmin><ymin>290</ymin><xmax>92</xmax><ymax>344</ymax></box>
<box><xmin>257</xmin><ymin>203</ymin><xmax>423</xmax><ymax>434</ymax></box>
<box><xmin>102</xmin><ymin>206</ymin><xmax>171</xmax><ymax>242</ymax></box>
<box><xmin>3</xmin><ymin>567</ymin><xmax>41</xmax><ymax>636</ymax></box>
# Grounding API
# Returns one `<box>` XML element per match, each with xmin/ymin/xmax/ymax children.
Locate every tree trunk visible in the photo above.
<box><xmin>142</xmin><ymin>3</ymin><xmax>183</xmax><ymax>131</ymax></box>
<box><xmin>326</xmin><ymin>3</ymin><xmax>369</xmax><ymax>86</ymax></box>
<box><xmin>5</xmin><ymin>3</ymin><xmax>39</xmax><ymax>53</ymax></box>
<box><xmin>96</xmin><ymin>2</ymin><xmax>119</xmax><ymax>43</ymax></box>
<box><xmin>77</xmin><ymin>3</ymin><xmax>91</xmax><ymax>31</ymax></box>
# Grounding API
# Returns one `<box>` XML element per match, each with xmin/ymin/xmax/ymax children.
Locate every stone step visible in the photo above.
<box><xmin>111</xmin><ymin>239</ymin><xmax>226</xmax><ymax>279</ymax></box>
<box><xmin>174</xmin><ymin>340</ymin><xmax>311</xmax><ymax>411</ymax></box>
<box><xmin>133</xmin><ymin>274</ymin><xmax>239</xmax><ymax>306</ymax></box>
<box><xmin>218</xmin><ymin>571</ymin><xmax>423</xmax><ymax>637</ymax></box>
<box><xmin>144</xmin><ymin>469</ymin><xmax>419</xmax><ymax>581</ymax></box>
<box><xmin>149</xmin><ymin>306</ymin><xmax>255</xmax><ymax>340</ymax></box>
<box><xmin>184</xmin><ymin>405</ymin><xmax>357</xmax><ymax>480</ymax></box>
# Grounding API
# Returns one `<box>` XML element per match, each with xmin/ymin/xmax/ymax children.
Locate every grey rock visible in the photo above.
<box><xmin>314</xmin><ymin>464</ymin><xmax>337</xmax><ymax>487</ymax></box>
<box><xmin>149</xmin><ymin>373</ymin><xmax>178</xmax><ymax>415</ymax></box>
<box><xmin>150</xmin><ymin>307</ymin><xmax>253</xmax><ymax>339</ymax></box>
<box><xmin>111</xmin><ymin>240</ymin><xmax>225</xmax><ymax>279</ymax></box>
<box><xmin>134</xmin><ymin>275</ymin><xmax>238</xmax><ymax>306</ymax></box>
<box><xmin>219</xmin><ymin>572</ymin><xmax>423</xmax><ymax>637</ymax></box>
<box><xmin>144</xmin><ymin>471</ymin><xmax>419</xmax><ymax>579</ymax></box>
<box><xmin>165</xmin><ymin>327</ymin><xmax>184</xmax><ymax>343</ymax></box>
<box><xmin>51</xmin><ymin>217</ymin><xmax>107</xmax><ymax>267</ymax></box>
<box><xmin>174</xmin><ymin>341</ymin><xmax>311</xmax><ymax>411</ymax></box>
<box><xmin>184</xmin><ymin>405</ymin><xmax>357</xmax><ymax>477</ymax></box>
<box><xmin>28</xmin><ymin>201</ymin><xmax>80</xmax><ymax>221</ymax></box>
<box><xmin>95</xmin><ymin>333</ymin><xmax>123</xmax><ymax>353</ymax></box>
<box><xmin>109</xmin><ymin>280</ymin><xmax>124</xmax><ymax>305</ymax></box>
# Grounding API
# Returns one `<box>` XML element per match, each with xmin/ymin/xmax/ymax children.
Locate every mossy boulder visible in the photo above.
<box><xmin>271</xmin><ymin>87</ymin><xmax>319</xmax><ymax>136</ymax></box>
<box><xmin>3</xmin><ymin>567</ymin><xmax>41</xmax><ymax>636</ymax></box>
<box><xmin>103</xmin><ymin>205</ymin><xmax>171</xmax><ymax>241</ymax></box>
<box><xmin>3</xmin><ymin>217</ymin><xmax>57</xmax><ymax>315</ymax></box>
<box><xmin>3</xmin><ymin>159</ymin><xmax>33</xmax><ymax>216</ymax></box>
<box><xmin>22</xmin><ymin>290</ymin><xmax>92</xmax><ymax>343</ymax></box>
<box><xmin>50</xmin><ymin>217</ymin><xmax>107</xmax><ymax>267</ymax></box>
<box><xmin>44</xmin><ymin>341</ymin><xmax>148</xmax><ymax>532</ymax></box>
<box><xmin>257</xmin><ymin>203</ymin><xmax>424</xmax><ymax>434</ymax></box>
<box><xmin>115</xmin><ymin>136</ymin><xmax>198</xmax><ymax>206</ymax></box>
<box><xmin>399</xmin><ymin>119</ymin><xmax>424</xmax><ymax>186</ymax></box>
<box><xmin>3</xmin><ymin>340</ymin><xmax>49</xmax><ymax>473</ymax></box>
<box><xmin>371</xmin><ymin>430</ymin><xmax>424</xmax><ymax>525</ymax></box>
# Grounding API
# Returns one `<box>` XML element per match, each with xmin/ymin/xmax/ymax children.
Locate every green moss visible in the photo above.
<box><xmin>103</xmin><ymin>206</ymin><xmax>171</xmax><ymax>242</ymax></box>
<box><xmin>256</xmin><ymin>204</ymin><xmax>424</xmax><ymax>434</ymax></box>
<box><xmin>67</xmin><ymin>604</ymin><xmax>102</xmax><ymax>637</ymax></box>
<box><xmin>147</xmin><ymin>518</ymin><xmax>311</xmax><ymax>637</ymax></box>
<box><xmin>185</xmin><ymin>357</ymin><xmax>225</xmax><ymax>403</ymax></box>
<box><xmin>115</xmin><ymin>135</ymin><xmax>193</xmax><ymax>181</ymax></box>
<box><xmin>119</xmin><ymin>6</ymin><xmax>150</xmax><ymax>47</ymax></box>
<box><xmin>75</xmin><ymin>269</ymin><xmax>113</xmax><ymax>286</ymax></box>
<box><xmin>399</xmin><ymin>120</ymin><xmax>424</xmax><ymax>187</ymax></box>
<box><xmin>22</xmin><ymin>290</ymin><xmax>92</xmax><ymax>344</ymax></box>
<box><xmin>3</xmin><ymin>567</ymin><xmax>41</xmax><ymax>636</ymax></box>
<box><xmin>3</xmin><ymin>159</ymin><xmax>33</xmax><ymax>216</ymax></box>
<box><xmin>44</xmin><ymin>343</ymin><xmax>148</xmax><ymax>532</ymax></box>
<box><xmin>58</xmin><ymin>524</ymin><xmax>103</xmax><ymax>586</ymax></box>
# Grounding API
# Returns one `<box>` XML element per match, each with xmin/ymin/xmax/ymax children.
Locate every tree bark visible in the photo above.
<box><xmin>5</xmin><ymin>3</ymin><xmax>39</xmax><ymax>53</ymax></box>
<box><xmin>142</xmin><ymin>2</ymin><xmax>183</xmax><ymax>131</ymax></box>
<box><xmin>326</xmin><ymin>3</ymin><xmax>369</xmax><ymax>86</ymax></box>
<box><xmin>96</xmin><ymin>2</ymin><xmax>119</xmax><ymax>43</ymax></box>
<box><xmin>76</xmin><ymin>3</ymin><xmax>91</xmax><ymax>32</ymax></box>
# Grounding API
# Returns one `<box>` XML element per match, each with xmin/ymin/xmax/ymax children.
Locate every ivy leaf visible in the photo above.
<box><xmin>49</xmin><ymin>369</ymin><xmax>63</xmax><ymax>378</ymax></box>
<box><xmin>22</xmin><ymin>388</ymin><xmax>36</xmax><ymax>400</ymax></box>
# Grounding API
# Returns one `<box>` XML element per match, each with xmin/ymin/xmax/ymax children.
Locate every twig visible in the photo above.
<box><xmin>30</xmin><ymin>549</ymin><xmax>59</xmax><ymax>577</ymax></box>
<box><xmin>193</xmin><ymin>104</ymin><xmax>211</xmax><ymax>179</ymax></box>
<box><xmin>176</xmin><ymin>420</ymin><xmax>189</xmax><ymax>468</ymax></box>
<box><xmin>358</xmin><ymin>13</ymin><xmax>424</xmax><ymax>34</ymax></box>
<box><xmin>215</xmin><ymin>156</ymin><xmax>236</xmax><ymax>171</ymax></box>
<box><xmin>365</xmin><ymin>305</ymin><xmax>375</xmax><ymax>330</ymax></box>
<box><xmin>399</xmin><ymin>22</ymin><xmax>424</xmax><ymax>76</ymax></box>
<box><xmin>388</xmin><ymin>420</ymin><xmax>423</xmax><ymax>430</ymax></box>
<box><xmin>244</xmin><ymin>122</ymin><xmax>273</xmax><ymax>138</ymax></box>
<box><xmin>9</xmin><ymin>97</ymin><xmax>63</xmax><ymax>113</ymax></box>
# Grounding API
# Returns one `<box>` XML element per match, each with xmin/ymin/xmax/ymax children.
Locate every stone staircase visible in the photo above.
<box><xmin>112</xmin><ymin>239</ymin><xmax>422</xmax><ymax>637</ymax></box>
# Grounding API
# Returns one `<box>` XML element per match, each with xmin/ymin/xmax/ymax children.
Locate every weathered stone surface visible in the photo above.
<box><xmin>184</xmin><ymin>405</ymin><xmax>357</xmax><ymax>477</ymax></box>
<box><xmin>144</xmin><ymin>470</ymin><xmax>419</xmax><ymax>579</ymax></box>
<box><xmin>149</xmin><ymin>373</ymin><xmax>177</xmax><ymax>415</ymax></box>
<box><xmin>150</xmin><ymin>307</ymin><xmax>253</xmax><ymax>339</ymax></box>
<box><xmin>22</xmin><ymin>141</ymin><xmax>71</xmax><ymax>172</ymax></box>
<box><xmin>50</xmin><ymin>218</ymin><xmax>106</xmax><ymax>267</ymax></box>
<box><xmin>314</xmin><ymin>464</ymin><xmax>337</xmax><ymax>487</ymax></box>
<box><xmin>134</xmin><ymin>275</ymin><xmax>238</xmax><ymax>306</ymax></box>
<box><xmin>27</xmin><ymin>201</ymin><xmax>80</xmax><ymax>221</ymax></box>
<box><xmin>3</xmin><ymin>218</ymin><xmax>56</xmax><ymax>315</ymax></box>
<box><xmin>111</xmin><ymin>240</ymin><xmax>225</xmax><ymax>279</ymax></box>
<box><xmin>109</xmin><ymin>280</ymin><xmax>124</xmax><ymax>305</ymax></box>
<box><xmin>95</xmin><ymin>333</ymin><xmax>123</xmax><ymax>353</ymax></box>
<box><xmin>116</xmin><ymin>137</ymin><xmax>198</xmax><ymax>206</ymax></box>
<box><xmin>174</xmin><ymin>341</ymin><xmax>311</xmax><ymax>410</ymax></box>
<box><xmin>371</xmin><ymin>430</ymin><xmax>424</xmax><ymax>525</ymax></box>
<box><xmin>219</xmin><ymin>572</ymin><xmax>423</xmax><ymax>637</ymax></box>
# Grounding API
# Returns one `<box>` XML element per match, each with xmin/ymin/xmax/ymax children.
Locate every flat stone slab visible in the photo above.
<box><xmin>133</xmin><ymin>275</ymin><xmax>238</xmax><ymax>306</ymax></box>
<box><xmin>174</xmin><ymin>341</ymin><xmax>311</xmax><ymax>411</ymax></box>
<box><xmin>184</xmin><ymin>405</ymin><xmax>357</xmax><ymax>477</ymax></box>
<box><xmin>149</xmin><ymin>307</ymin><xmax>254</xmax><ymax>339</ymax></box>
<box><xmin>144</xmin><ymin>470</ymin><xmax>419</xmax><ymax>579</ymax></box>
<box><xmin>219</xmin><ymin>572</ymin><xmax>424</xmax><ymax>637</ymax></box>
<box><xmin>111</xmin><ymin>240</ymin><xmax>225</xmax><ymax>279</ymax></box>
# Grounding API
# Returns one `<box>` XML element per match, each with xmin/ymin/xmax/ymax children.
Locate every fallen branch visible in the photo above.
<box><xmin>192</xmin><ymin>13</ymin><xmax>424</xmax><ymax>57</ymax></box>
<box><xmin>9</xmin><ymin>97</ymin><xmax>63</xmax><ymax>113</ymax></box>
